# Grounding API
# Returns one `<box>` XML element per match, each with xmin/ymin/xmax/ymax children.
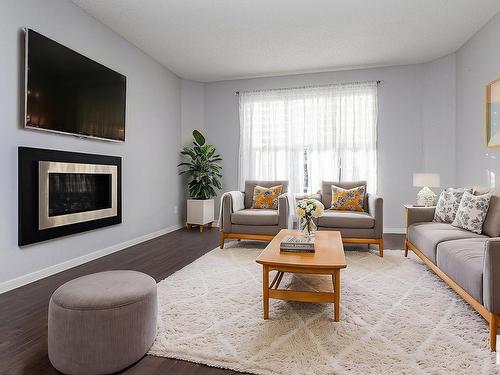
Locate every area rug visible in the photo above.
<box><xmin>149</xmin><ymin>242</ymin><xmax>499</xmax><ymax>374</ymax></box>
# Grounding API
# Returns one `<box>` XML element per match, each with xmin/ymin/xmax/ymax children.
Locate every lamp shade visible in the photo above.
<box><xmin>413</xmin><ymin>173</ymin><xmax>440</xmax><ymax>188</ymax></box>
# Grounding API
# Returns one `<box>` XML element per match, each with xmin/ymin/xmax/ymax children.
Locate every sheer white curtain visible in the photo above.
<box><xmin>238</xmin><ymin>82</ymin><xmax>378</xmax><ymax>194</ymax></box>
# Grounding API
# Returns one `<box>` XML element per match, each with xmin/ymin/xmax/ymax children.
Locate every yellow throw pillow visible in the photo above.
<box><xmin>330</xmin><ymin>185</ymin><xmax>365</xmax><ymax>212</ymax></box>
<box><xmin>252</xmin><ymin>185</ymin><xmax>283</xmax><ymax>209</ymax></box>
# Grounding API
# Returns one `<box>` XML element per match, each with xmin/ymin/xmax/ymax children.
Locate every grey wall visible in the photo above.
<box><xmin>204</xmin><ymin>63</ymin><xmax>456</xmax><ymax>229</ymax></box>
<box><xmin>456</xmin><ymin>12</ymin><xmax>500</xmax><ymax>187</ymax></box>
<box><xmin>181</xmin><ymin>79</ymin><xmax>205</xmax><ymax>146</ymax></box>
<box><xmin>0</xmin><ymin>0</ymin><xmax>182</xmax><ymax>285</ymax></box>
<box><xmin>179</xmin><ymin>79</ymin><xmax>206</xmax><ymax>217</ymax></box>
<box><xmin>422</xmin><ymin>54</ymin><xmax>456</xmax><ymax>188</ymax></box>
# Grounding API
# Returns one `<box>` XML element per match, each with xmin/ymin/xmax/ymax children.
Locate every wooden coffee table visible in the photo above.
<box><xmin>256</xmin><ymin>229</ymin><xmax>347</xmax><ymax>321</ymax></box>
<box><xmin>256</xmin><ymin>229</ymin><xmax>347</xmax><ymax>322</ymax></box>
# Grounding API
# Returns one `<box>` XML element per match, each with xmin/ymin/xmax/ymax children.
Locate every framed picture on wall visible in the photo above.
<box><xmin>486</xmin><ymin>78</ymin><xmax>500</xmax><ymax>148</ymax></box>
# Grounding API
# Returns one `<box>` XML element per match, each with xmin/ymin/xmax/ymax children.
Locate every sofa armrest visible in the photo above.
<box><xmin>278</xmin><ymin>193</ymin><xmax>292</xmax><ymax>229</ymax></box>
<box><xmin>220</xmin><ymin>192</ymin><xmax>245</xmax><ymax>232</ymax></box>
<box><xmin>405</xmin><ymin>206</ymin><xmax>435</xmax><ymax>228</ymax></box>
<box><xmin>220</xmin><ymin>194</ymin><xmax>233</xmax><ymax>233</ymax></box>
<box><xmin>483</xmin><ymin>238</ymin><xmax>500</xmax><ymax>315</ymax></box>
<box><xmin>367</xmin><ymin>193</ymin><xmax>383</xmax><ymax>238</ymax></box>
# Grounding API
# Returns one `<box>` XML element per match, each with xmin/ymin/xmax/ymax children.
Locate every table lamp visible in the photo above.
<box><xmin>413</xmin><ymin>173</ymin><xmax>440</xmax><ymax>206</ymax></box>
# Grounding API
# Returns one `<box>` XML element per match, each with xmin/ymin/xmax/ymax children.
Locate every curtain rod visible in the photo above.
<box><xmin>233</xmin><ymin>80</ymin><xmax>383</xmax><ymax>96</ymax></box>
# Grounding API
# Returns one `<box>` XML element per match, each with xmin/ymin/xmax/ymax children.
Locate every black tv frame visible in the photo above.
<box><xmin>23</xmin><ymin>28</ymin><xmax>127</xmax><ymax>142</ymax></box>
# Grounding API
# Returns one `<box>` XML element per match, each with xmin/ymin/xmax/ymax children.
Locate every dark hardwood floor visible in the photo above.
<box><xmin>0</xmin><ymin>229</ymin><xmax>405</xmax><ymax>375</ymax></box>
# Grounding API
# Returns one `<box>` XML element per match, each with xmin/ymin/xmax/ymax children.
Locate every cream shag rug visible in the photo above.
<box><xmin>149</xmin><ymin>242</ymin><xmax>499</xmax><ymax>375</ymax></box>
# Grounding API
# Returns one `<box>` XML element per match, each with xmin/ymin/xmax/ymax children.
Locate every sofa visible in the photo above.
<box><xmin>404</xmin><ymin>188</ymin><xmax>500</xmax><ymax>351</ymax></box>
<box><xmin>219</xmin><ymin>180</ymin><xmax>290</xmax><ymax>248</ymax></box>
<box><xmin>316</xmin><ymin>181</ymin><xmax>384</xmax><ymax>257</ymax></box>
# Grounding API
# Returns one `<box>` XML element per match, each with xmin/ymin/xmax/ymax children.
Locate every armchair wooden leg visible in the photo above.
<box><xmin>220</xmin><ymin>232</ymin><xmax>225</xmax><ymax>249</ymax></box>
<box><xmin>404</xmin><ymin>239</ymin><xmax>409</xmax><ymax>257</ymax></box>
<box><xmin>378</xmin><ymin>238</ymin><xmax>384</xmax><ymax>257</ymax></box>
<box><xmin>490</xmin><ymin>313</ymin><xmax>497</xmax><ymax>352</ymax></box>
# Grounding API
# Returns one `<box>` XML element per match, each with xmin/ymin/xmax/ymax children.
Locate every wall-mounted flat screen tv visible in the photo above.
<box><xmin>24</xmin><ymin>29</ymin><xmax>126</xmax><ymax>141</ymax></box>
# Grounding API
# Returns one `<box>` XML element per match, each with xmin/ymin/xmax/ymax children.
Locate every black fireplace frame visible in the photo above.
<box><xmin>18</xmin><ymin>147</ymin><xmax>122</xmax><ymax>246</ymax></box>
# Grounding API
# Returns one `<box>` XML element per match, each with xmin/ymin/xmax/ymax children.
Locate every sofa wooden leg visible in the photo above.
<box><xmin>220</xmin><ymin>232</ymin><xmax>225</xmax><ymax>249</ymax></box>
<box><xmin>490</xmin><ymin>313</ymin><xmax>497</xmax><ymax>352</ymax></box>
<box><xmin>404</xmin><ymin>239</ymin><xmax>409</xmax><ymax>257</ymax></box>
<box><xmin>378</xmin><ymin>238</ymin><xmax>384</xmax><ymax>257</ymax></box>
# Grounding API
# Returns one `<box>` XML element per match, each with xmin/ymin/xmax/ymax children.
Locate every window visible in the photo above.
<box><xmin>238</xmin><ymin>82</ymin><xmax>378</xmax><ymax>194</ymax></box>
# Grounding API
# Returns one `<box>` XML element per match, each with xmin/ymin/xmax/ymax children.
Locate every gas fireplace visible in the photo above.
<box><xmin>19</xmin><ymin>147</ymin><xmax>122</xmax><ymax>245</ymax></box>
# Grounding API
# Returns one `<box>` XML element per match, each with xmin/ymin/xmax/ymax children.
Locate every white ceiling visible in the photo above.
<box><xmin>72</xmin><ymin>0</ymin><xmax>500</xmax><ymax>82</ymax></box>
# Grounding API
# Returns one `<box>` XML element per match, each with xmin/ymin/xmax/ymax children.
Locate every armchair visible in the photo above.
<box><xmin>219</xmin><ymin>180</ymin><xmax>290</xmax><ymax>248</ymax></box>
<box><xmin>317</xmin><ymin>180</ymin><xmax>384</xmax><ymax>257</ymax></box>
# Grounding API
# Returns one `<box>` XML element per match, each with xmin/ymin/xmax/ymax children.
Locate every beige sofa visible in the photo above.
<box><xmin>219</xmin><ymin>180</ymin><xmax>290</xmax><ymax>248</ymax></box>
<box><xmin>316</xmin><ymin>181</ymin><xmax>384</xmax><ymax>257</ymax></box>
<box><xmin>404</xmin><ymin>189</ymin><xmax>500</xmax><ymax>351</ymax></box>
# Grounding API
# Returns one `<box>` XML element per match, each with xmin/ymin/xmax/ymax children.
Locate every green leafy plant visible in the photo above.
<box><xmin>178</xmin><ymin>130</ymin><xmax>222</xmax><ymax>199</ymax></box>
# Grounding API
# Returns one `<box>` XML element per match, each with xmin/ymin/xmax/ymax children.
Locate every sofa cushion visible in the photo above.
<box><xmin>433</xmin><ymin>188</ymin><xmax>471</xmax><ymax>223</ymax></box>
<box><xmin>436</xmin><ymin>238</ymin><xmax>488</xmax><ymax>304</ymax></box>
<box><xmin>244</xmin><ymin>180</ymin><xmax>288</xmax><ymax>209</ymax></box>
<box><xmin>318</xmin><ymin>211</ymin><xmax>374</xmax><ymax>229</ymax></box>
<box><xmin>407</xmin><ymin>222</ymin><xmax>486</xmax><ymax>264</ymax></box>
<box><xmin>321</xmin><ymin>181</ymin><xmax>367</xmax><ymax>211</ymax></box>
<box><xmin>251</xmin><ymin>185</ymin><xmax>283</xmax><ymax>209</ymax></box>
<box><xmin>231</xmin><ymin>209</ymin><xmax>278</xmax><ymax>226</ymax></box>
<box><xmin>330</xmin><ymin>185</ymin><xmax>366</xmax><ymax>212</ymax></box>
<box><xmin>230</xmin><ymin>225</ymin><xmax>280</xmax><ymax>235</ymax></box>
<box><xmin>317</xmin><ymin>227</ymin><xmax>377</xmax><ymax>239</ymax></box>
<box><xmin>451</xmin><ymin>191</ymin><xmax>491</xmax><ymax>234</ymax></box>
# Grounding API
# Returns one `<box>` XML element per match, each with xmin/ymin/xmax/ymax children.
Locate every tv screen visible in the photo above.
<box><xmin>24</xmin><ymin>29</ymin><xmax>126</xmax><ymax>141</ymax></box>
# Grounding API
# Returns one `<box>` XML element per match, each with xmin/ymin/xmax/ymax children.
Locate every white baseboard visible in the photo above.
<box><xmin>0</xmin><ymin>224</ymin><xmax>183</xmax><ymax>294</ymax></box>
<box><xmin>384</xmin><ymin>227</ymin><xmax>406</xmax><ymax>234</ymax></box>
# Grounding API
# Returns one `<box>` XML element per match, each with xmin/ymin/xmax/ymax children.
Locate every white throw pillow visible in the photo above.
<box><xmin>451</xmin><ymin>191</ymin><xmax>492</xmax><ymax>234</ymax></box>
<box><xmin>434</xmin><ymin>188</ymin><xmax>472</xmax><ymax>223</ymax></box>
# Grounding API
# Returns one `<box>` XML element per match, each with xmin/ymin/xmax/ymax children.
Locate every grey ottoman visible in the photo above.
<box><xmin>48</xmin><ymin>270</ymin><xmax>157</xmax><ymax>375</ymax></box>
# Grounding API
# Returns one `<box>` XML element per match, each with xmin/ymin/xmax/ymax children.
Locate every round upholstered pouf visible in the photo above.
<box><xmin>48</xmin><ymin>270</ymin><xmax>157</xmax><ymax>375</ymax></box>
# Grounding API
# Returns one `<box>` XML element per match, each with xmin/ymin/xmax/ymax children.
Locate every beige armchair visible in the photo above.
<box><xmin>219</xmin><ymin>180</ymin><xmax>290</xmax><ymax>248</ymax></box>
<box><xmin>317</xmin><ymin>181</ymin><xmax>384</xmax><ymax>257</ymax></box>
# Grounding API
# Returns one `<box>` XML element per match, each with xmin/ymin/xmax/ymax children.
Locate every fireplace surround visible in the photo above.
<box><xmin>19</xmin><ymin>147</ymin><xmax>122</xmax><ymax>245</ymax></box>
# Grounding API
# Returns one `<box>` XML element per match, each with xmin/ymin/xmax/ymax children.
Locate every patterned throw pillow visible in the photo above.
<box><xmin>330</xmin><ymin>185</ymin><xmax>365</xmax><ymax>212</ymax></box>
<box><xmin>251</xmin><ymin>185</ymin><xmax>283</xmax><ymax>209</ymax></box>
<box><xmin>451</xmin><ymin>191</ymin><xmax>492</xmax><ymax>234</ymax></box>
<box><xmin>434</xmin><ymin>188</ymin><xmax>472</xmax><ymax>223</ymax></box>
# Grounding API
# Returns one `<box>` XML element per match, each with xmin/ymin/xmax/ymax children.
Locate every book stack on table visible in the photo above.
<box><xmin>280</xmin><ymin>235</ymin><xmax>315</xmax><ymax>252</ymax></box>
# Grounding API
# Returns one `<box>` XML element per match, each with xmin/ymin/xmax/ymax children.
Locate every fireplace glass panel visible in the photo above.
<box><xmin>48</xmin><ymin>173</ymin><xmax>112</xmax><ymax>217</ymax></box>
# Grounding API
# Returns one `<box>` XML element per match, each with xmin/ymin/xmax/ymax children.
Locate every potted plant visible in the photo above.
<box><xmin>178</xmin><ymin>130</ymin><xmax>222</xmax><ymax>232</ymax></box>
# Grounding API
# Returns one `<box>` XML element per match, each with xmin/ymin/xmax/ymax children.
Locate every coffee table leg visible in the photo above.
<box><xmin>334</xmin><ymin>269</ymin><xmax>340</xmax><ymax>321</ymax></box>
<box><xmin>263</xmin><ymin>265</ymin><xmax>269</xmax><ymax>320</ymax></box>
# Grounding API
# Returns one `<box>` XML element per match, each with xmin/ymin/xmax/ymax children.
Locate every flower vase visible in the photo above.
<box><xmin>300</xmin><ymin>217</ymin><xmax>317</xmax><ymax>240</ymax></box>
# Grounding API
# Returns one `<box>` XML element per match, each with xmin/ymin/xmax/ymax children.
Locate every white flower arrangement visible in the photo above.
<box><xmin>296</xmin><ymin>198</ymin><xmax>324</xmax><ymax>238</ymax></box>
<box><xmin>295</xmin><ymin>199</ymin><xmax>324</xmax><ymax>219</ymax></box>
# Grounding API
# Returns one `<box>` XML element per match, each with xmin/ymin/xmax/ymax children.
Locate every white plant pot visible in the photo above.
<box><xmin>187</xmin><ymin>199</ymin><xmax>214</xmax><ymax>225</ymax></box>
